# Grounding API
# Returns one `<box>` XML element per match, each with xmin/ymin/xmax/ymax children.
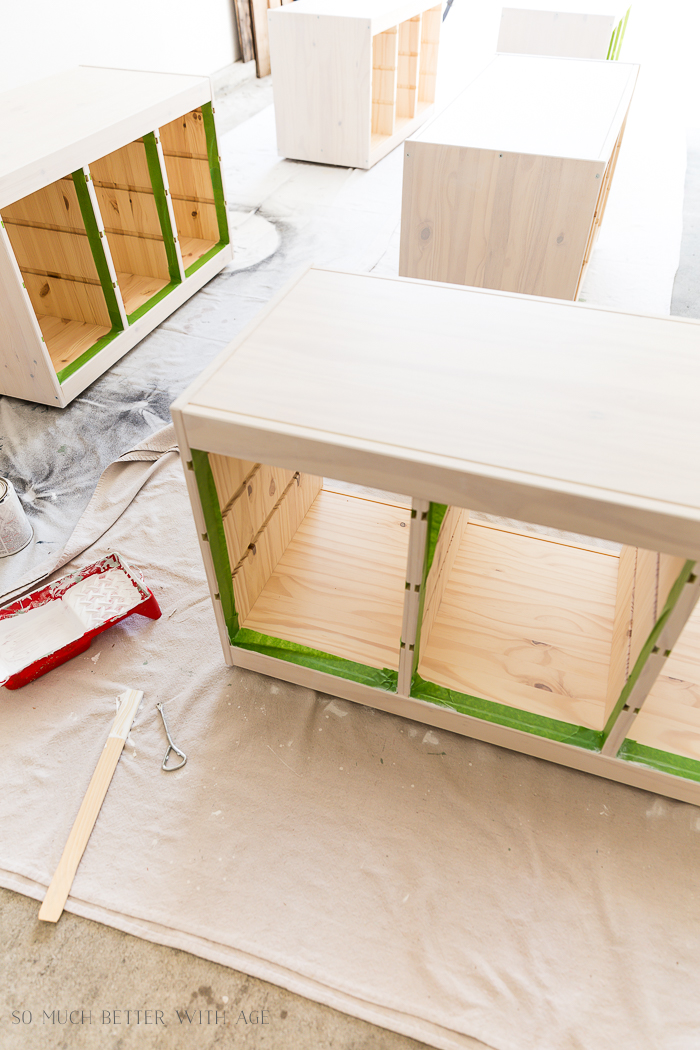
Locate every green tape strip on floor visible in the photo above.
<box><xmin>72</xmin><ymin>168</ymin><xmax>123</xmax><ymax>330</ymax></box>
<box><xmin>412</xmin><ymin>673</ymin><xmax>603</xmax><ymax>749</ymax></box>
<box><xmin>143</xmin><ymin>131</ymin><xmax>182</xmax><ymax>284</ymax></box>
<box><xmin>55</xmin><ymin>327</ymin><xmax>122</xmax><ymax>384</ymax></box>
<box><xmin>191</xmin><ymin>449</ymin><xmax>239</xmax><ymax>640</ymax></box>
<box><xmin>618</xmin><ymin>739</ymin><xmax>700</xmax><ymax>784</ymax></box>
<box><xmin>602</xmin><ymin>559</ymin><xmax>696</xmax><ymax>744</ymax></box>
<box><xmin>233</xmin><ymin>629</ymin><xmax>399</xmax><ymax>692</ymax></box>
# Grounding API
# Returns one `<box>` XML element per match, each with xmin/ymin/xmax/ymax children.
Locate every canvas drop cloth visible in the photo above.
<box><xmin>1</xmin><ymin>429</ymin><xmax>700</xmax><ymax>1050</ymax></box>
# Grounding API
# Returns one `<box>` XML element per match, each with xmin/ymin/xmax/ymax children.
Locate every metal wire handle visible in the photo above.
<box><xmin>156</xmin><ymin>702</ymin><xmax>187</xmax><ymax>771</ymax></box>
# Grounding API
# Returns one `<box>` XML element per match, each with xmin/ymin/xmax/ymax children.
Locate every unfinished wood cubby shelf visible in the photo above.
<box><xmin>497</xmin><ymin>3</ymin><xmax>631</xmax><ymax>60</ymax></box>
<box><xmin>400</xmin><ymin>54</ymin><xmax>638</xmax><ymax>300</ymax></box>
<box><xmin>268</xmin><ymin>0</ymin><xmax>442</xmax><ymax>169</ymax></box>
<box><xmin>172</xmin><ymin>267</ymin><xmax>700</xmax><ymax>806</ymax></box>
<box><xmin>0</xmin><ymin>66</ymin><xmax>231</xmax><ymax>407</ymax></box>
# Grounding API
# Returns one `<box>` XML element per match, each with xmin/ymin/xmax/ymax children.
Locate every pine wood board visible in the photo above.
<box><xmin>421</xmin><ymin>506</ymin><xmax>467</xmax><ymax>661</ymax></box>
<box><xmin>645</xmin><ymin>602</ymin><xmax>700</xmax><ymax>711</ymax></box>
<box><xmin>251</xmin><ymin>0</ymin><xmax>272</xmax><ymax>77</ymax></box>
<box><xmin>178</xmin><ymin>237</ymin><xmax>219</xmax><ymax>271</ymax></box>
<box><xmin>1</xmin><ymin>179</ymin><xmax>86</xmax><ymax>231</ymax></box>
<box><xmin>160</xmin><ymin>156</ymin><xmax>214</xmax><ymax>208</ymax></box>
<box><xmin>372</xmin><ymin>28</ymin><xmax>398</xmax><ymax>137</ymax></box>
<box><xmin>234</xmin><ymin>471</ymin><xmax>323</xmax><ymax>622</ymax></box>
<box><xmin>400</xmin><ymin>145</ymin><xmax>604</xmax><ymax>299</ymax></box>
<box><xmin>24</xmin><ymin>271</ymin><xmax>110</xmax><ymax>328</ymax></box>
<box><xmin>104</xmin><ymin>228</ymin><xmax>169</xmax><ymax>283</ymax></box>
<box><xmin>417</xmin><ymin>522</ymin><xmax>620</xmax><ymax>729</ymax></box>
<box><xmin>233</xmin><ymin>0</ymin><xmax>256</xmax><ymax>64</ymax></box>
<box><xmin>4</xmin><ymin>223</ymin><xmax>100</xmax><ymax>284</ymax></box>
<box><xmin>397</xmin><ymin>15</ymin><xmax>421</xmax><ymax>120</ymax></box>
<box><xmin>94</xmin><ymin>186</ymin><xmax>163</xmax><ymax>239</ymax></box>
<box><xmin>38</xmin><ymin>315</ymin><xmax>111</xmax><ymax>371</ymax></box>
<box><xmin>115</xmin><ymin>272</ymin><xmax>170</xmax><ymax>315</ymax></box>
<box><xmin>90</xmin><ymin>141</ymin><xmax>153</xmax><ymax>195</ymax></box>
<box><xmin>417</xmin><ymin>5</ymin><xmax>440</xmax><ymax>104</ymax></box>
<box><xmin>172</xmin><ymin>199</ymin><xmax>219</xmax><ymax>245</ymax></box>
<box><xmin>159</xmin><ymin>109</ymin><xmax>207</xmax><ymax>157</ymax></box>
<box><xmin>242</xmin><ymin>490</ymin><xmax>411</xmax><ymax>670</ymax></box>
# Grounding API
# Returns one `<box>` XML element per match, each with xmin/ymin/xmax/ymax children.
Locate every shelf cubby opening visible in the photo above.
<box><xmin>371</xmin><ymin>7</ymin><xmax>441</xmax><ymax>156</ymax></box>
<box><xmin>206</xmin><ymin>454</ymin><xmax>411</xmax><ymax>677</ymax></box>
<box><xmin>414</xmin><ymin>509</ymin><xmax>687</xmax><ymax>738</ymax></box>
<box><xmin>159</xmin><ymin>107</ymin><xmax>226</xmax><ymax>276</ymax></box>
<box><xmin>0</xmin><ymin>177</ymin><xmax>115</xmax><ymax>375</ymax></box>
<box><xmin>89</xmin><ymin>138</ymin><xmax>175</xmax><ymax>320</ymax></box>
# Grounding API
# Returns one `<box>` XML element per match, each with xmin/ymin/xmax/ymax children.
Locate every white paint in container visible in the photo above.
<box><xmin>0</xmin><ymin>478</ymin><xmax>32</xmax><ymax>557</ymax></box>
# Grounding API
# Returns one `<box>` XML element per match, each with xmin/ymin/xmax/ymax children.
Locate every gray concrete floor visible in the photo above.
<box><xmin>2</xmin><ymin>74</ymin><xmax>699</xmax><ymax>1050</ymax></box>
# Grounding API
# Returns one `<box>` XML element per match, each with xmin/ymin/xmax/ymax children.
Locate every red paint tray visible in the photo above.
<box><xmin>0</xmin><ymin>553</ymin><xmax>161</xmax><ymax>689</ymax></box>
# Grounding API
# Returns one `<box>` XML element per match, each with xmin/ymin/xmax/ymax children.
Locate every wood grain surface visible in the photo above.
<box><xmin>243</xmin><ymin>489</ymin><xmax>410</xmax><ymax>669</ymax></box>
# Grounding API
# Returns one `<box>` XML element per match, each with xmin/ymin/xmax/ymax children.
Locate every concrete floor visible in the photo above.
<box><xmin>1</xmin><ymin>73</ymin><xmax>699</xmax><ymax>1050</ymax></box>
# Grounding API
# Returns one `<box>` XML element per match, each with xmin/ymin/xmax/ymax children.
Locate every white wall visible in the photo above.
<box><xmin>2</xmin><ymin>0</ymin><xmax>240</xmax><ymax>94</ymax></box>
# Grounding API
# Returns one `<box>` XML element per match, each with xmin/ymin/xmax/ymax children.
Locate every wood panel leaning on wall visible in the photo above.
<box><xmin>234</xmin><ymin>0</ymin><xmax>295</xmax><ymax>77</ymax></box>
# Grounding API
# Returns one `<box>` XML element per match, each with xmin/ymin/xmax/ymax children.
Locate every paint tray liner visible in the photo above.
<box><xmin>0</xmin><ymin>553</ymin><xmax>161</xmax><ymax>689</ymax></box>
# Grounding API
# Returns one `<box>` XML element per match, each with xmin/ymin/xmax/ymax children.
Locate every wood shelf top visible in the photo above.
<box><xmin>175</xmin><ymin>267</ymin><xmax>700</xmax><ymax>559</ymax></box>
<box><xmin>270</xmin><ymin>0</ymin><xmax>437</xmax><ymax>33</ymax></box>
<box><xmin>0</xmin><ymin>67</ymin><xmax>211</xmax><ymax>209</ymax></box>
<box><xmin>410</xmin><ymin>54</ymin><xmax>638</xmax><ymax>160</ymax></box>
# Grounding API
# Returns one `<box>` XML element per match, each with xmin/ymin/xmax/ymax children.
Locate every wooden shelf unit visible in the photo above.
<box><xmin>497</xmin><ymin>3</ymin><xmax>631</xmax><ymax>60</ymax></box>
<box><xmin>172</xmin><ymin>267</ymin><xmax>700</xmax><ymax>805</ymax></box>
<box><xmin>268</xmin><ymin>0</ymin><xmax>443</xmax><ymax>170</ymax></box>
<box><xmin>399</xmin><ymin>54</ymin><xmax>638</xmax><ymax>300</ymax></box>
<box><xmin>0</xmin><ymin>67</ymin><xmax>232</xmax><ymax>407</ymax></box>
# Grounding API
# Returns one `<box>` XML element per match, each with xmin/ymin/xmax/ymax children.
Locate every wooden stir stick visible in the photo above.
<box><xmin>39</xmin><ymin>688</ymin><xmax>143</xmax><ymax>923</ymax></box>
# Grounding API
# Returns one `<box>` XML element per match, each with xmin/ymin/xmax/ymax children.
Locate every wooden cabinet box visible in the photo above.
<box><xmin>497</xmin><ymin>3</ymin><xmax>630</xmax><ymax>60</ymax></box>
<box><xmin>0</xmin><ymin>67</ymin><xmax>231</xmax><ymax>408</ymax></box>
<box><xmin>172</xmin><ymin>267</ymin><xmax>700</xmax><ymax>805</ymax></box>
<box><xmin>399</xmin><ymin>54</ymin><xmax>638</xmax><ymax>299</ymax></box>
<box><xmin>268</xmin><ymin>0</ymin><xmax>443</xmax><ymax>169</ymax></box>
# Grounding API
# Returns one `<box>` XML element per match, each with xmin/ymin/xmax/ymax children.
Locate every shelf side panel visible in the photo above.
<box><xmin>397</xmin><ymin>15</ymin><xmax>421</xmax><ymax>120</ymax></box>
<box><xmin>269</xmin><ymin>11</ymin><xmax>372</xmax><ymax>167</ymax></box>
<box><xmin>417</xmin><ymin>4</ymin><xmax>441</xmax><ymax>105</ymax></box>
<box><xmin>400</xmin><ymin>144</ymin><xmax>604</xmax><ymax>299</ymax></box>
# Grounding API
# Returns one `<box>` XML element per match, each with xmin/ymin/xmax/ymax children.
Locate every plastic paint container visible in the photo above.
<box><xmin>0</xmin><ymin>479</ymin><xmax>33</xmax><ymax>556</ymax></box>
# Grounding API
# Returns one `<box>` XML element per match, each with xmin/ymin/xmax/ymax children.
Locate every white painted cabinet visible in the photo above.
<box><xmin>172</xmin><ymin>267</ymin><xmax>700</xmax><ymax>806</ymax></box>
<box><xmin>268</xmin><ymin>0</ymin><xmax>443</xmax><ymax>169</ymax></box>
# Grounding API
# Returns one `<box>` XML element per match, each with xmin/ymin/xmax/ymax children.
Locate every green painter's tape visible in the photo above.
<box><xmin>126</xmin><ymin>281</ymin><xmax>179</xmax><ymax>324</ymax></box>
<box><xmin>618</xmin><ymin>739</ymin><xmax>700</xmax><ymax>784</ymax></box>
<box><xmin>602</xmin><ymin>559</ymin><xmax>696</xmax><ymax>743</ymax></box>
<box><xmin>184</xmin><ymin>240</ymin><xmax>228</xmax><ymax>279</ymax></box>
<box><xmin>201</xmin><ymin>102</ymin><xmax>230</xmax><ymax>247</ymax></box>
<box><xmin>191</xmin><ymin>449</ymin><xmax>239</xmax><ymax>640</ymax></box>
<box><xmin>411</xmin><ymin>673</ymin><xmax>603</xmax><ymax>749</ymax></box>
<box><xmin>71</xmin><ymin>169</ymin><xmax>123</xmax><ymax>330</ymax></box>
<box><xmin>56</xmin><ymin>327</ymin><xmax>121</xmax><ymax>384</ymax></box>
<box><xmin>410</xmin><ymin>502</ymin><xmax>448</xmax><ymax>675</ymax></box>
<box><xmin>233</xmin><ymin>629</ymin><xmax>399</xmax><ymax>692</ymax></box>
<box><xmin>143</xmin><ymin>132</ymin><xmax>181</xmax><ymax>284</ymax></box>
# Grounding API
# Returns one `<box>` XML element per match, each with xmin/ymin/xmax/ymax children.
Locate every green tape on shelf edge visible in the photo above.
<box><xmin>143</xmin><ymin>132</ymin><xmax>181</xmax><ymax>284</ymax></box>
<box><xmin>184</xmin><ymin>241</ymin><xmax>228</xmax><ymax>280</ymax></box>
<box><xmin>55</xmin><ymin>327</ymin><xmax>122</xmax><ymax>384</ymax></box>
<box><xmin>411</xmin><ymin>673</ymin><xmax>603</xmax><ymax>750</ymax></box>
<box><xmin>618</xmin><ymin>739</ymin><xmax>700</xmax><ymax>784</ymax></box>
<box><xmin>233</xmin><ymin>629</ymin><xmax>399</xmax><ymax>692</ymax></box>
<box><xmin>201</xmin><ymin>102</ymin><xmax>230</xmax><ymax>248</ymax></box>
<box><xmin>410</xmin><ymin>502</ymin><xmax>447</xmax><ymax>675</ymax></box>
<box><xmin>71</xmin><ymin>169</ymin><xmax>123</xmax><ymax>330</ymax></box>
<box><xmin>190</xmin><ymin>449</ymin><xmax>239</xmax><ymax>640</ymax></box>
<box><xmin>126</xmin><ymin>280</ymin><xmax>180</xmax><ymax>324</ymax></box>
<box><xmin>602</xmin><ymin>559</ymin><xmax>696</xmax><ymax>743</ymax></box>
